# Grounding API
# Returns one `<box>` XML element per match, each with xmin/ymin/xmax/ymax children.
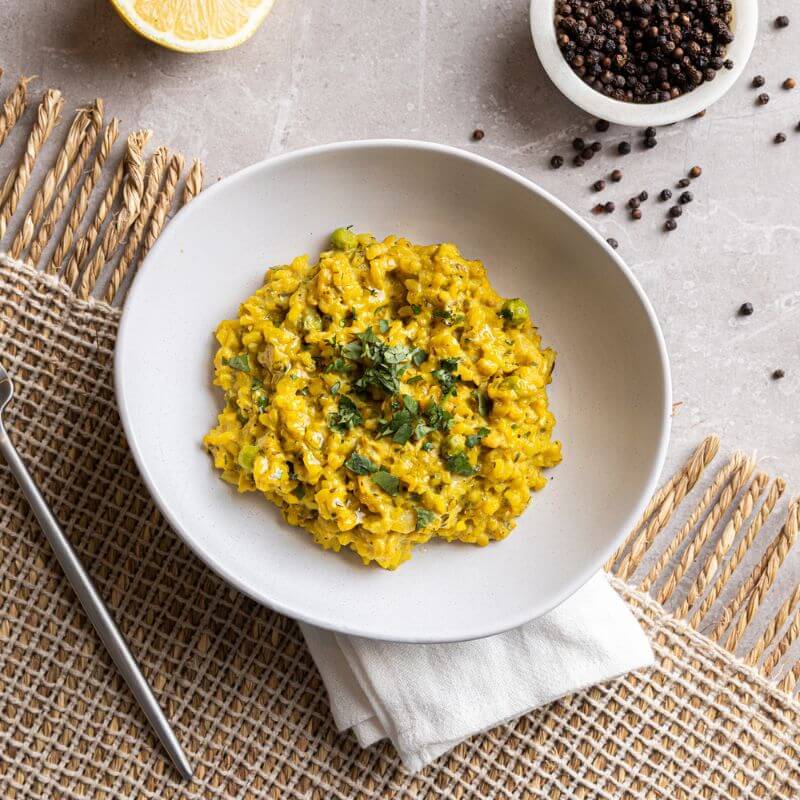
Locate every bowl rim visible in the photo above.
<box><xmin>116</xmin><ymin>138</ymin><xmax>672</xmax><ymax>642</ymax></box>
<box><xmin>530</xmin><ymin>0</ymin><xmax>758</xmax><ymax>126</ymax></box>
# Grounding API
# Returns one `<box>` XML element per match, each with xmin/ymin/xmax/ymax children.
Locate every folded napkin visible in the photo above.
<box><xmin>301</xmin><ymin>573</ymin><xmax>653</xmax><ymax>772</ymax></box>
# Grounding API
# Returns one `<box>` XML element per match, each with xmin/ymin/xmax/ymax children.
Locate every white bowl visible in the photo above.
<box><xmin>531</xmin><ymin>0</ymin><xmax>758</xmax><ymax>126</ymax></box>
<box><xmin>116</xmin><ymin>140</ymin><xmax>670</xmax><ymax>643</ymax></box>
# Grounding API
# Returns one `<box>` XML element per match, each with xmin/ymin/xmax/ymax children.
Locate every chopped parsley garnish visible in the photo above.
<box><xmin>292</xmin><ymin>485</ymin><xmax>305</xmax><ymax>499</ymax></box>
<box><xmin>325</xmin><ymin>357</ymin><xmax>352</xmax><ymax>374</ymax></box>
<box><xmin>424</xmin><ymin>401</ymin><xmax>453</xmax><ymax>432</ymax></box>
<box><xmin>334</xmin><ymin>328</ymin><xmax>411</xmax><ymax>396</ymax></box>
<box><xmin>432</xmin><ymin>308</ymin><xmax>465</xmax><ymax>327</ymax></box>
<box><xmin>415</xmin><ymin>507</ymin><xmax>436</xmax><ymax>530</ymax></box>
<box><xmin>371</xmin><ymin>470</ymin><xmax>400</xmax><ymax>495</ymax></box>
<box><xmin>378</xmin><ymin>319</ymin><xmax>390</xmax><ymax>334</ymax></box>
<box><xmin>432</xmin><ymin>358</ymin><xmax>460</xmax><ymax>397</ymax></box>
<box><xmin>445</xmin><ymin>451</ymin><xmax>478</xmax><ymax>476</ymax></box>
<box><xmin>406</xmin><ymin>374</ymin><xmax>423</xmax><ymax>384</ymax></box>
<box><xmin>345</xmin><ymin>452</ymin><xmax>378</xmax><ymax>475</ymax></box>
<box><xmin>402</xmin><ymin>394</ymin><xmax>419</xmax><ymax>415</ymax></box>
<box><xmin>410</xmin><ymin>347</ymin><xmax>427</xmax><ymax>366</ymax></box>
<box><xmin>421</xmin><ymin>442</ymin><xmax>435</xmax><ymax>452</ymax></box>
<box><xmin>411</xmin><ymin>304</ymin><xmax>422</xmax><ymax>315</ymax></box>
<box><xmin>223</xmin><ymin>354</ymin><xmax>250</xmax><ymax>373</ymax></box>
<box><xmin>330</xmin><ymin>381</ymin><xmax>341</xmax><ymax>395</ymax></box>
<box><xmin>328</xmin><ymin>395</ymin><xmax>363</xmax><ymax>434</ymax></box>
<box><xmin>378</xmin><ymin>395</ymin><xmax>435</xmax><ymax>444</ymax></box>
<box><xmin>466</xmin><ymin>427</ymin><xmax>490</xmax><ymax>448</ymax></box>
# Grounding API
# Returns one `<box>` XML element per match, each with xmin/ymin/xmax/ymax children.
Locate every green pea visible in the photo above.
<box><xmin>444</xmin><ymin>433</ymin><xmax>465</xmax><ymax>455</ymax></box>
<box><xmin>330</xmin><ymin>227</ymin><xmax>358</xmax><ymax>250</ymax></box>
<box><xmin>237</xmin><ymin>444</ymin><xmax>259</xmax><ymax>471</ymax></box>
<box><xmin>500</xmin><ymin>298</ymin><xmax>529</xmax><ymax>326</ymax></box>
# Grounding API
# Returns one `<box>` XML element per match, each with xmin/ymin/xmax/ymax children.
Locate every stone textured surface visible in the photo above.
<box><xmin>0</xmin><ymin>1</ymin><xmax>797</xmax><ymax>581</ymax></box>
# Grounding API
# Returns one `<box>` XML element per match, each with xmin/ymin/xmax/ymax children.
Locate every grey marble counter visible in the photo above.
<box><xmin>1</xmin><ymin>0</ymin><xmax>798</xmax><ymax>623</ymax></box>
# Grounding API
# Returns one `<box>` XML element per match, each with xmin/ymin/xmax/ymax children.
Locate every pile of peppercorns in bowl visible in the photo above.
<box><xmin>530</xmin><ymin>0</ymin><xmax>758</xmax><ymax>126</ymax></box>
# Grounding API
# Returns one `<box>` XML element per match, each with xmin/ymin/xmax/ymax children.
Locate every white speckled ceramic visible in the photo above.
<box><xmin>531</xmin><ymin>0</ymin><xmax>758</xmax><ymax>126</ymax></box>
<box><xmin>116</xmin><ymin>140</ymin><xmax>670</xmax><ymax>643</ymax></box>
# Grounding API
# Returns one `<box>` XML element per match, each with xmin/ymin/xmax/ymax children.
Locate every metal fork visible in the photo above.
<box><xmin>0</xmin><ymin>362</ymin><xmax>193</xmax><ymax>781</ymax></box>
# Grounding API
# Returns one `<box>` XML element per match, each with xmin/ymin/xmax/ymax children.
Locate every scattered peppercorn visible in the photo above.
<box><xmin>752</xmin><ymin>75</ymin><xmax>765</xmax><ymax>88</ymax></box>
<box><xmin>644</xmin><ymin>127</ymin><xmax>656</xmax><ymax>138</ymax></box>
<box><xmin>604</xmin><ymin>201</ymin><xmax>616</xmax><ymax>213</ymax></box>
<box><xmin>724</xmin><ymin>59</ymin><xmax>734</xmax><ymax>69</ymax></box>
<box><xmin>610</xmin><ymin>168</ymin><xmax>623</xmax><ymax>182</ymax></box>
<box><xmin>631</xmin><ymin>208</ymin><xmax>643</xmax><ymax>220</ymax></box>
<box><xmin>596</xmin><ymin>119</ymin><xmax>610</xmax><ymax>132</ymax></box>
<box><xmin>472</xmin><ymin>129</ymin><xmax>485</xmax><ymax>141</ymax></box>
<box><xmin>593</xmin><ymin>179</ymin><xmax>606</xmax><ymax>192</ymax></box>
<box><xmin>772</xmin><ymin>369</ymin><xmax>786</xmax><ymax>380</ymax></box>
<box><xmin>775</xmin><ymin>15</ymin><xmax>790</xmax><ymax>28</ymax></box>
<box><xmin>573</xmin><ymin>137</ymin><xmax>586</xmax><ymax>152</ymax></box>
<box><xmin>660</xmin><ymin>188</ymin><xmax>673</xmax><ymax>201</ymax></box>
<box><xmin>689</xmin><ymin>165</ymin><xmax>702</xmax><ymax>178</ymax></box>
<box><xmin>606</xmin><ymin>237</ymin><xmax>619</xmax><ymax>248</ymax></box>
<box><xmin>669</xmin><ymin>205</ymin><xmax>683</xmax><ymax>218</ymax></box>
<box><xmin>694</xmin><ymin>109</ymin><xmax>707</xmax><ymax>117</ymax></box>
<box><xmin>592</xmin><ymin>203</ymin><xmax>606</xmax><ymax>214</ymax></box>
<box><xmin>644</xmin><ymin>136</ymin><xmax>658</xmax><ymax>149</ymax></box>
<box><xmin>591</xmin><ymin>141</ymin><xmax>602</xmax><ymax>152</ymax></box>
<box><xmin>551</xmin><ymin>155</ymin><xmax>564</xmax><ymax>169</ymax></box>
<box><xmin>679</xmin><ymin>191</ymin><xmax>693</xmax><ymax>204</ymax></box>
<box><xmin>739</xmin><ymin>302</ymin><xmax>754</xmax><ymax>316</ymax></box>
<box><xmin>677</xmin><ymin>178</ymin><xmax>691</xmax><ymax>188</ymax></box>
<box><xmin>638</xmin><ymin>190</ymin><xmax>648</xmax><ymax>202</ymax></box>
<box><xmin>758</xmin><ymin>93</ymin><xmax>770</xmax><ymax>105</ymax></box>
<box><xmin>618</xmin><ymin>141</ymin><xmax>631</xmax><ymax>155</ymax></box>
<box><xmin>783</xmin><ymin>78</ymin><xmax>796</xmax><ymax>90</ymax></box>
<box><xmin>574</xmin><ymin>155</ymin><xmax>585</xmax><ymax>166</ymax></box>
<box><xmin>555</xmin><ymin>0</ymin><xmax>735</xmax><ymax>104</ymax></box>
<box><xmin>581</xmin><ymin>147</ymin><xmax>596</xmax><ymax>160</ymax></box>
<box><xmin>664</xmin><ymin>219</ymin><xmax>677</xmax><ymax>231</ymax></box>
<box><xmin>628</xmin><ymin>197</ymin><xmax>640</xmax><ymax>209</ymax></box>
<box><xmin>775</xmin><ymin>132</ymin><xmax>787</xmax><ymax>143</ymax></box>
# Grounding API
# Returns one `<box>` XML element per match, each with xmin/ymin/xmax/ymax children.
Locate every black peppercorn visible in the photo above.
<box><xmin>631</xmin><ymin>208</ymin><xmax>643</xmax><ymax>220</ymax></box>
<box><xmin>772</xmin><ymin>369</ymin><xmax>786</xmax><ymax>379</ymax></box>
<box><xmin>664</xmin><ymin>219</ymin><xmax>677</xmax><ymax>231</ymax></box>
<box><xmin>591</xmin><ymin>140</ymin><xmax>602</xmax><ymax>152</ymax></box>
<box><xmin>739</xmin><ymin>302</ymin><xmax>754</xmax><ymax>316</ymax></box>
<box><xmin>610</xmin><ymin>168</ymin><xmax>623</xmax><ymax>182</ymax></box>
<box><xmin>551</xmin><ymin>155</ymin><xmax>564</xmax><ymax>169</ymax></box>
<box><xmin>573</xmin><ymin>137</ymin><xmax>587</xmax><ymax>151</ymax></box>
<box><xmin>628</xmin><ymin>197</ymin><xmax>641</xmax><ymax>209</ymax></box>
<box><xmin>581</xmin><ymin>147</ymin><xmax>596</xmax><ymax>160</ymax></box>
<box><xmin>775</xmin><ymin>15</ymin><xmax>789</xmax><ymax>28</ymax></box>
<box><xmin>752</xmin><ymin>75</ymin><xmax>765</xmax><ymax>88</ymax></box>
<box><xmin>775</xmin><ymin>132</ymin><xmax>787</xmax><ymax>143</ymax></box>
<box><xmin>472</xmin><ymin>129</ymin><xmax>485</xmax><ymax>141</ymax></box>
<box><xmin>669</xmin><ymin>205</ymin><xmax>683</xmax><ymax>218</ymax></box>
<box><xmin>593</xmin><ymin>179</ymin><xmax>606</xmax><ymax>192</ymax></box>
<box><xmin>596</xmin><ymin>119</ymin><xmax>610</xmax><ymax>132</ymax></box>
<box><xmin>644</xmin><ymin>126</ymin><xmax>656</xmax><ymax>138</ymax></box>
<box><xmin>757</xmin><ymin>93</ymin><xmax>770</xmax><ymax>105</ymax></box>
<box><xmin>606</xmin><ymin>237</ymin><xmax>619</xmax><ymax>249</ymax></box>
<box><xmin>677</xmin><ymin>178</ymin><xmax>691</xmax><ymax>188</ymax></box>
<box><xmin>644</xmin><ymin>136</ymin><xmax>658</xmax><ymax>148</ymax></box>
<box><xmin>618</xmin><ymin>141</ymin><xmax>631</xmax><ymax>155</ymax></box>
<box><xmin>679</xmin><ymin>191</ymin><xmax>693</xmax><ymax>204</ymax></box>
<box><xmin>604</xmin><ymin>201</ymin><xmax>616</xmax><ymax>213</ymax></box>
<box><xmin>639</xmin><ymin>190</ymin><xmax>648</xmax><ymax>201</ymax></box>
<box><xmin>574</xmin><ymin>155</ymin><xmax>585</xmax><ymax>166</ymax></box>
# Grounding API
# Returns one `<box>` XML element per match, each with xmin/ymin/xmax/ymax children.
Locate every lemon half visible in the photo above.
<box><xmin>110</xmin><ymin>0</ymin><xmax>276</xmax><ymax>53</ymax></box>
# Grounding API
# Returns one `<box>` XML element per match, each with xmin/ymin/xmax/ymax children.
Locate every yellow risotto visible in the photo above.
<box><xmin>204</xmin><ymin>230</ymin><xmax>562</xmax><ymax>569</ymax></box>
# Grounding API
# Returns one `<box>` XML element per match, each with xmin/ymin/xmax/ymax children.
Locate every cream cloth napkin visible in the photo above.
<box><xmin>300</xmin><ymin>573</ymin><xmax>653</xmax><ymax>772</ymax></box>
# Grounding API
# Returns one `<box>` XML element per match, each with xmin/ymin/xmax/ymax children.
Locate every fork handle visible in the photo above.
<box><xmin>0</xmin><ymin>425</ymin><xmax>193</xmax><ymax>781</ymax></box>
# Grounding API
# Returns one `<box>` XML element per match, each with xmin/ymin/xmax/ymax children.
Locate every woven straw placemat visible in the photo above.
<box><xmin>1</xmin><ymin>78</ymin><xmax>800</xmax><ymax>799</ymax></box>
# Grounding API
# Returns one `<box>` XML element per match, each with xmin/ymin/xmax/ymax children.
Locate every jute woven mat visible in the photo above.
<box><xmin>1</xmin><ymin>78</ymin><xmax>800</xmax><ymax>799</ymax></box>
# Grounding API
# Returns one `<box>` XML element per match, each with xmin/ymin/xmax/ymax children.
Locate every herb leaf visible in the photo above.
<box><xmin>345</xmin><ymin>452</ymin><xmax>378</xmax><ymax>475</ymax></box>
<box><xmin>328</xmin><ymin>395</ymin><xmax>363</xmax><ymax>434</ymax></box>
<box><xmin>415</xmin><ymin>507</ymin><xmax>436</xmax><ymax>530</ymax></box>
<box><xmin>224</xmin><ymin>354</ymin><xmax>250</xmax><ymax>373</ymax></box>
<box><xmin>424</xmin><ymin>401</ymin><xmax>453</xmax><ymax>432</ymax></box>
<box><xmin>378</xmin><ymin>319</ymin><xmax>390</xmax><ymax>334</ymax></box>
<box><xmin>411</xmin><ymin>304</ymin><xmax>422</xmax><ymax>315</ymax></box>
<box><xmin>474</xmin><ymin>389</ymin><xmax>492</xmax><ymax>418</ymax></box>
<box><xmin>445</xmin><ymin>451</ymin><xmax>478</xmax><ymax>476</ymax></box>
<box><xmin>371</xmin><ymin>470</ymin><xmax>400</xmax><ymax>495</ymax></box>
<box><xmin>406</xmin><ymin>374</ymin><xmax>423</xmax><ymax>384</ymax></box>
<box><xmin>466</xmin><ymin>427</ymin><xmax>490</xmax><ymax>448</ymax></box>
<box><xmin>402</xmin><ymin>394</ymin><xmax>419</xmax><ymax>415</ymax></box>
<box><xmin>432</xmin><ymin>357</ymin><xmax>460</xmax><ymax>397</ymax></box>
